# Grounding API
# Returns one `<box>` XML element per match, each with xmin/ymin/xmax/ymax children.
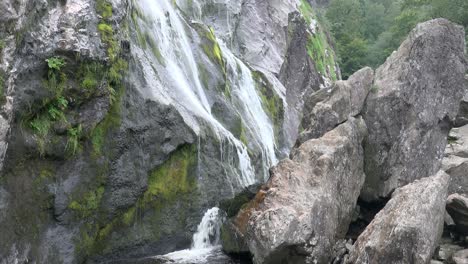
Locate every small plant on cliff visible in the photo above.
<box><xmin>66</xmin><ymin>124</ymin><xmax>83</xmax><ymax>155</ymax></box>
<box><xmin>46</xmin><ymin>57</ymin><xmax>66</xmax><ymax>71</ymax></box>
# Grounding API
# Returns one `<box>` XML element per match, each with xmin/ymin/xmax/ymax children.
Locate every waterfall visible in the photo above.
<box><xmin>164</xmin><ymin>207</ymin><xmax>224</xmax><ymax>262</ymax></box>
<box><xmin>192</xmin><ymin>207</ymin><xmax>223</xmax><ymax>249</ymax></box>
<box><xmin>219</xmin><ymin>40</ymin><xmax>278</xmax><ymax>176</ymax></box>
<box><xmin>137</xmin><ymin>0</ymin><xmax>279</xmax><ymax>186</ymax></box>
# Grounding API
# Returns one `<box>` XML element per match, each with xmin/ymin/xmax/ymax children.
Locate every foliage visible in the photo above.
<box><xmin>69</xmin><ymin>186</ymin><xmax>105</xmax><ymax>218</ymax></box>
<box><xmin>46</xmin><ymin>57</ymin><xmax>66</xmax><ymax>71</ymax></box>
<box><xmin>66</xmin><ymin>125</ymin><xmax>83</xmax><ymax>155</ymax></box>
<box><xmin>325</xmin><ymin>0</ymin><xmax>468</xmax><ymax>79</ymax></box>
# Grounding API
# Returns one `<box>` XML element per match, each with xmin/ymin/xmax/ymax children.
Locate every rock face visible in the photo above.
<box><xmin>347</xmin><ymin>171</ymin><xmax>450</xmax><ymax>264</ymax></box>
<box><xmin>224</xmin><ymin>117</ymin><xmax>367</xmax><ymax>264</ymax></box>
<box><xmin>297</xmin><ymin>67</ymin><xmax>373</xmax><ymax>144</ymax></box>
<box><xmin>362</xmin><ymin>18</ymin><xmax>467</xmax><ymax>201</ymax></box>
<box><xmin>442</xmin><ymin>125</ymin><xmax>468</xmax><ymax>195</ymax></box>
<box><xmin>447</xmin><ymin>193</ymin><xmax>468</xmax><ymax>235</ymax></box>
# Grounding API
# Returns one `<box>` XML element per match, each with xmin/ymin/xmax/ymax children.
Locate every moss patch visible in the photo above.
<box><xmin>69</xmin><ymin>186</ymin><xmax>105</xmax><ymax>218</ymax></box>
<box><xmin>252</xmin><ymin>71</ymin><xmax>284</xmax><ymax>139</ymax></box>
<box><xmin>299</xmin><ymin>0</ymin><xmax>338</xmax><ymax>81</ymax></box>
<box><xmin>73</xmin><ymin>144</ymin><xmax>198</xmax><ymax>258</ymax></box>
<box><xmin>307</xmin><ymin>31</ymin><xmax>338</xmax><ymax>81</ymax></box>
<box><xmin>201</xmin><ymin>27</ymin><xmax>225</xmax><ymax>73</ymax></box>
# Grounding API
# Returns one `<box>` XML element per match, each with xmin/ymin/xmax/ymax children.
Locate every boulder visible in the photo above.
<box><xmin>297</xmin><ymin>67</ymin><xmax>373</xmax><ymax>144</ymax></box>
<box><xmin>453</xmin><ymin>249</ymin><xmax>468</xmax><ymax>264</ymax></box>
<box><xmin>362</xmin><ymin>19</ymin><xmax>467</xmax><ymax>201</ymax></box>
<box><xmin>346</xmin><ymin>171</ymin><xmax>450</xmax><ymax>264</ymax></box>
<box><xmin>447</xmin><ymin>193</ymin><xmax>468</xmax><ymax>235</ymax></box>
<box><xmin>223</xmin><ymin>117</ymin><xmax>367</xmax><ymax>263</ymax></box>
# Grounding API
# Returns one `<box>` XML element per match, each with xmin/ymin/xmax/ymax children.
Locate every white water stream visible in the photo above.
<box><xmin>135</xmin><ymin>0</ymin><xmax>280</xmax><ymax>261</ymax></box>
<box><xmin>138</xmin><ymin>0</ymin><xmax>278</xmax><ymax>184</ymax></box>
<box><xmin>164</xmin><ymin>207</ymin><xmax>224</xmax><ymax>262</ymax></box>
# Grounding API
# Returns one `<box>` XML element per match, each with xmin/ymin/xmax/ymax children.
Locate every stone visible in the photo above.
<box><xmin>346</xmin><ymin>171</ymin><xmax>450</xmax><ymax>264</ymax></box>
<box><xmin>297</xmin><ymin>67</ymin><xmax>373</xmax><ymax>144</ymax></box>
<box><xmin>453</xmin><ymin>249</ymin><xmax>468</xmax><ymax>264</ymax></box>
<box><xmin>447</xmin><ymin>194</ymin><xmax>468</xmax><ymax>235</ymax></box>
<box><xmin>224</xmin><ymin>117</ymin><xmax>367</xmax><ymax>263</ymax></box>
<box><xmin>361</xmin><ymin>19</ymin><xmax>467</xmax><ymax>201</ymax></box>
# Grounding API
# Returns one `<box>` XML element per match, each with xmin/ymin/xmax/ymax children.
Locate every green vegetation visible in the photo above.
<box><xmin>299</xmin><ymin>0</ymin><xmax>338</xmax><ymax>80</ymax></box>
<box><xmin>252</xmin><ymin>71</ymin><xmax>284</xmax><ymax>140</ymax></box>
<box><xmin>46</xmin><ymin>57</ymin><xmax>66</xmax><ymax>71</ymax></box>
<box><xmin>201</xmin><ymin>27</ymin><xmax>225</xmax><ymax>73</ymax></box>
<box><xmin>143</xmin><ymin>144</ymin><xmax>197</xmax><ymax>203</ymax></box>
<box><xmin>66</xmin><ymin>125</ymin><xmax>83</xmax><ymax>155</ymax></box>
<box><xmin>325</xmin><ymin>0</ymin><xmax>468</xmax><ymax>79</ymax></box>
<box><xmin>69</xmin><ymin>186</ymin><xmax>105</xmax><ymax>218</ymax></box>
<box><xmin>73</xmin><ymin>144</ymin><xmax>197</xmax><ymax>258</ymax></box>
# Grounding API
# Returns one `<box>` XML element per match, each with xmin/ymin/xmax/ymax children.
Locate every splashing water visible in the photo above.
<box><xmin>165</xmin><ymin>207</ymin><xmax>224</xmax><ymax>262</ymax></box>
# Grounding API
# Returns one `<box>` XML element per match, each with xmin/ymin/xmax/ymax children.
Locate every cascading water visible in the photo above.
<box><xmin>137</xmin><ymin>0</ymin><xmax>278</xmax><ymax>185</ymax></box>
<box><xmin>164</xmin><ymin>207</ymin><xmax>225</xmax><ymax>262</ymax></box>
<box><xmin>134</xmin><ymin>0</ymin><xmax>281</xmax><ymax>261</ymax></box>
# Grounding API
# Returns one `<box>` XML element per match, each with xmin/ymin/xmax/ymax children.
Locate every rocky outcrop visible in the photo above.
<box><xmin>442</xmin><ymin>125</ymin><xmax>468</xmax><ymax>195</ymax></box>
<box><xmin>447</xmin><ymin>193</ymin><xmax>468</xmax><ymax>236</ymax></box>
<box><xmin>347</xmin><ymin>171</ymin><xmax>450</xmax><ymax>264</ymax></box>
<box><xmin>361</xmin><ymin>18</ymin><xmax>467</xmax><ymax>201</ymax></box>
<box><xmin>223</xmin><ymin>117</ymin><xmax>367</xmax><ymax>263</ymax></box>
<box><xmin>297</xmin><ymin>67</ymin><xmax>373</xmax><ymax>144</ymax></box>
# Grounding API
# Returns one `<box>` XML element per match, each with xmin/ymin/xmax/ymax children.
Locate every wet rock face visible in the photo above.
<box><xmin>347</xmin><ymin>171</ymin><xmax>450</xmax><ymax>264</ymax></box>
<box><xmin>362</xmin><ymin>18</ymin><xmax>467</xmax><ymax>201</ymax></box>
<box><xmin>297</xmin><ymin>67</ymin><xmax>373</xmax><ymax>144</ymax></box>
<box><xmin>225</xmin><ymin>117</ymin><xmax>367</xmax><ymax>264</ymax></box>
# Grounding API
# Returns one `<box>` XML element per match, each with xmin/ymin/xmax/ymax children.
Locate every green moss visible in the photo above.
<box><xmin>69</xmin><ymin>186</ymin><xmax>105</xmax><ymax>218</ymax></box>
<box><xmin>122</xmin><ymin>207</ymin><xmax>136</xmax><ymax>225</ymax></box>
<box><xmin>252</xmin><ymin>71</ymin><xmax>284</xmax><ymax>138</ymax></box>
<box><xmin>201</xmin><ymin>27</ymin><xmax>225</xmax><ymax>72</ymax></box>
<box><xmin>306</xmin><ymin>31</ymin><xmax>338</xmax><ymax>81</ymax></box>
<box><xmin>298</xmin><ymin>1</ymin><xmax>338</xmax><ymax>81</ymax></box>
<box><xmin>299</xmin><ymin>0</ymin><xmax>314</xmax><ymax>24</ymax></box>
<box><xmin>96</xmin><ymin>0</ymin><xmax>113</xmax><ymax>19</ymax></box>
<box><xmin>143</xmin><ymin>144</ymin><xmax>197</xmax><ymax>203</ymax></box>
<box><xmin>370</xmin><ymin>84</ymin><xmax>379</xmax><ymax>93</ymax></box>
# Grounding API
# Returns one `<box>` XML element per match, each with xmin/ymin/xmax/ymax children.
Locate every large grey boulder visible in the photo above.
<box><xmin>224</xmin><ymin>117</ymin><xmax>367</xmax><ymax>263</ymax></box>
<box><xmin>347</xmin><ymin>171</ymin><xmax>450</xmax><ymax>264</ymax></box>
<box><xmin>297</xmin><ymin>67</ymin><xmax>373</xmax><ymax>144</ymax></box>
<box><xmin>362</xmin><ymin>18</ymin><xmax>467</xmax><ymax>201</ymax></box>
